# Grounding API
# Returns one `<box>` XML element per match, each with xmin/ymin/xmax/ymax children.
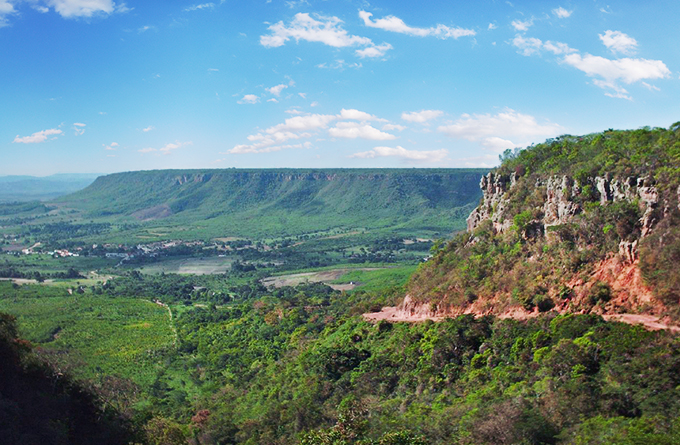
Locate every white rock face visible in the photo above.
<box><xmin>466</xmin><ymin>172</ymin><xmax>662</xmax><ymax>260</ymax></box>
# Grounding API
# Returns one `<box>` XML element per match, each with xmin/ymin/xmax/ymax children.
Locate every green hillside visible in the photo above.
<box><xmin>407</xmin><ymin>123</ymin><xmax>680</xmax><ymax>318</ymax></box>
<box><xmin>55</xmin><ymin>168</ymin><xmax>487</xmax><ymax>240</ymax></box>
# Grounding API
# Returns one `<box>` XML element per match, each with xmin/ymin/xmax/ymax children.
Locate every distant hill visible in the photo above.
<box><xmin>0</xmin><ymin>174</ymin><xmax>101</xmax><ymax>202</ymax></box>
<box><xmin>55</xmin><ymin>168</ymin><xmax>488</xmax><ymax>239</ymax></box>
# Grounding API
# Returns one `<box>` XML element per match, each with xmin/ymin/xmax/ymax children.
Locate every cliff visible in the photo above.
<box><xmin>374</xmin><ymin>124</ymin><xmax>680</xmax><ymax>324</ymax></box>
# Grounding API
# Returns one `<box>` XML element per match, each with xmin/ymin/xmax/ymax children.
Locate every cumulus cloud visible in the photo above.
<box><xmin>238</xmin><ymin>94</ymin><xmax>260</xmax><ymax>104</ymax></box>
<box><xmin>359</xmin><ymin>10</ymin><xmax>475</xmax><ymax>39</ymax></box>
<box><xmin>512</xmin><ymin>31</ymin><xmax>667</xmax><ymax>99</ymax></box>
<box><xmin>339</xmin><ymin>108</ymin><xmax>385</xmax><ymax>121</ymax></box>
<box><xmin>355</xmin><ymin>43</ymin><xmax>392</xmax><ymax>58</ymax></box>
<box><xmin>437</xmin><ymin>109</ymin><xmax>563</xmax><ymax>148</ymax></box>
<box><xmin>350</xmin><ymin>146</ymin><xmax>447</xmax><ymax>163</ymax></box>
<box><xmin>143</xmin><ymin>126</ymin><xmax>155</xmax><ymax>132</ymax></box>
<box><xmin>563</xmin><ymin>53</ymin><xmax>670</xmax><ymax>86</ymax></box>
<box><xmin>260</xmin><ymin>13</ymin><xmax>372</xmax><ymax>49</ymax></box>
<box><xmin>184</xmin><ymin>3</ymin><xmax>215</xmax><ymax>12</ymax></box>
<box><xmin>267</xmin><ymin>113</ymin><xmax>336</xmax><ymax>133</ymax></box>
<box><xmin>599</xmin><ymin>30</ymin><xmax>638</xmax><ymax>55</ymax></box>
<box><xmin>481</xmin><ymin>137</ymin><xmax>519</xmax><ymax>152</ymax></box>
<box><xmin>267</xmin><ymin>84</ymin><xmax>288</xmax><ymax>96</ymax></box>
<box><xmin>230</xmin><ymin>108</ymin><xmax>394</xmax><ymax>154</ymax></box>
<box><xmin>511</xmin><ymin>18</ymin><xmax>534</xmax><ymax>31</ymax></box>
<box><xmin>46</xmin><ymin>0</ymin><xmax>130</xmax><ymax>18</ymax></box>
<box><xmin>13</xmin><ymin>128</ymin><xmax>63</xmax><ymax>144</ymax></box>
<box><xmin>328</xmin><ymin>122</ymin><xmax>396</xmax><ymax>140</ymax></box>
<box><xmin>103</xmin><ymin>142</ymin><xmax>119</xmax><ymax>150</ymax></box>
<box><xmin>401</xmin><ymin>110</ymin><xmax>443</xmax><ymax>123</ymax></box>
<box><xmin>552</xmin><ymin>7</ymin><xmax>572</xmax><ymax>18</ymax></box>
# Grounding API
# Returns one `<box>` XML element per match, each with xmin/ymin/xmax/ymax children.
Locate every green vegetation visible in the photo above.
<box><xmin>1</xmin><ymin>135</ymin><xmax>680</xmax><ymax>445</ymax></box>
<box><xmin>0</xmin><ymin>311</ymin><xmax>136</xmax><ymax>444</ymax></box>
<box><xmin>409</xmin><ymin>124</ymin><xmax>680</xmax><ymax>315</ymax></box>
<box><xmin>0</xmin><ymin>282</ymin><xmax>175</xmax><ymax>387</ymax></box>
<box><xmin>49</xmin><ymin>168</ymin><xmax>485</xmax><ymax>243</ymax></box>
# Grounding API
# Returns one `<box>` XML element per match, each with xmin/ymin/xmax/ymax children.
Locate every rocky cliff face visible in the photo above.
<box><xmin>467</xmin><ymin>171</ymin><xmax>667</xmax><ymax>252</ymax></box>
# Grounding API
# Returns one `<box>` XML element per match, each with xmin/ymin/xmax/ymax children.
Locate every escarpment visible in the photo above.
<box><xmin>467</xmin><ymin>171</ymin><xmax>666</xmax><ymax>246</ymax></box>
<box><xmin>394</xmin><ymin>125</ymin><xmax>680</xmax><ymax>324</ymax></box>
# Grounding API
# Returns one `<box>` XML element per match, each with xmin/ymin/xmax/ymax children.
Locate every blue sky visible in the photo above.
<box><xmin>1</xmin><ymin>0</ymin><xmax>679</xmax><ymax>175</ymax></box>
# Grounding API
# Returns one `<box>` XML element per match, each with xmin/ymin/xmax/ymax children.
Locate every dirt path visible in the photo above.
<box><xmin>364</xmin><ymin>305</ymin><xmax>680</xmax><ymax>332</ymax></box>
<box><xmin>151</xmin><ymin>299</ymin><xmax>179</xmax><ymax>347</ymax></box>
<box><xmin>602</xmin><ymin>314</ymin><xmax>680</xmax><ymax>332</ymax></box>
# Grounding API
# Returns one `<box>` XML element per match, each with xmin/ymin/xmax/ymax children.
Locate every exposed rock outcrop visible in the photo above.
<box><xmin>467</xmin><ymin>172</ymin><xmax>661</xmax><ymax>250</ymax></box>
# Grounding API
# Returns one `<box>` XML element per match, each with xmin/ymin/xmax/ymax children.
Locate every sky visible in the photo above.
<box><xmin>1</xmin><ymin>0</ymin><xmax>679</xmax><ymax>175</ymax></box>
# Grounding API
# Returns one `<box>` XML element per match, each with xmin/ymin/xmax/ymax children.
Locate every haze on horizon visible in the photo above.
<box><xmin>1</xmin><ymin>0</ymin><xmax>678</xmax><ymax>176</ymax></box>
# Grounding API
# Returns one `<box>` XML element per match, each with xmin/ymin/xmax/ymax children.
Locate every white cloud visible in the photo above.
<box><xmin>355</xmin><ymin>43</ymin><xmax>393</xmax><ymax>58</ymax></box>
<box><xmin>599</xmin><ymin>30</ymin><xmax>638</xmax><ymax>55</ymax></box>
<box><xmin>512</xmin><ymin>34</ymin><xmax>576</xmax><ymax>56</ymax></box>
<box><xmin>238</xmin><ymin>94</ymin><xmax>260</xmax><ymax>104</ymax></box>
<box><xmin>267</xmin><ymin>98</ymin><xmax>279</xmax><ymax>103</ymax></box>
<box><xmin>511</xmin><ymin>31</ymin><xmax>666</xmax><ymax>99</ymax></box>
<box><xmin>184</xmin><ymin>3</ymin><xmax>215</xmax><ymax>12</ymax></box>
<box><xmin>316</xmin><ymin>59</ymin><xmax>362</xmax><ymax>70</ymax></box>
<box><xmin>298</xmin><ymin>92</ymin><xmax>306</xmax><ymax>99</ymax></box>
<box><xmin>261</xmin><ymin>13</ymin><xmax>373</xmax><ymax>49</ymax></box>
<box><xmin>401</xmin><ymin>110</ymin><xmax>443</xmax><ymax>123</ymax></box>
<box><xmin>552</xmin><ymin>7</ymin><xmax>572</xmax><ymax>18</ymax></box>
<box><xmin>142</xmin><ymin>126</ymin><xmax>155</xmax><ymax>132</ymax></box>
<box><xmin>512</xmin><ymin>34</ymin><xmax>543</xmax><ymax>56</ymax></box>
<box><xmin>73</xmin><ymin>122</ymin><xmax>86</xmax><ymax>136</ymax></box>
<box><xmin>382</xmin><ymin>123</ymin><xmax>406</xmax><ymax>131</ymax></box>
<box><xmin>103</xmin><ymin>142</ymin><xmax>119</xmax><ymax>150</ymax></box>
<box><xmin>488</xmin><ymin>23</ymin><xmax>497</xmax><ymax>30</ymax></box>
<box><xmin>230</xmin><ymin>108</ymin><xmax>395</xmax><ymax>154</ymax></box>
<box><xmin>339</xmin><ymin>108</ymin><xmax>386</xmax><ymax>121</ymax></box>
<box><xmin>267</xmin><ymin>84</ymin><xmax>288</xmax><ymax>96</ymax></box>
<box><xmin>481</xmin><ymin>136</ymin><xmax>519</xmax><ymax>152</ymax></box>
<box><xmin>229</xmin><ymin>141</ymin><xmax>312</xmax><ymax>155</ymax></box>
<box><xmin>350</xmin><ymin>146</ymin><xmax>448</xmax><ymax>163</ymax></box>
<box><xmin>138</xmin><ymin>25</ymin><xmax>155</xmax><ymax>33</ymax></box>
<box><xmin>267</xmin><ymin>113</ymin><xmax>336</xmax><ymax>133</ymax></box>
<box><xmin>437</xmin><ymin>109</ymin><xmax>563</xmax><ymax>142</ymax></box>
<box><xmin>641</xmin><ymin>82</ymin><xmax>660</xmax><ymax>92</ymax></box>
<box><xmin>563</xmin><ymin>53</ymin><xmax>670</xmax><ymax>85</ymax></box>
<box><xmin>0</xmin><ymin>0</ymin><xmax>15</xmax><ymax>27</ymax></box>
<box><xmin>140</xmin><ymin>141</ymin><xmax>192</xmax><ymax>155</ymax></box>
<box><xmin>328</xmin><ymin>122</ymin><xmax>396</xmax><ymax>140</ymax></box>
<box><xmin>13</xmin><ymin>128</ymin><xmax>63</xmax><ymax>144</ymax></box>
<box><xmin>34</xmin><ymin>5</ymin><xmax>49</xmax><ymax>13</ymax></box>
<box><xmin>359</xmin><ymin>11</ymin><xmax>475</xmax><ymax>39</ymax></box>
<box><xmin>511</xmin><ymin>18</ymin><xmax>533</xmax><ymax>31</ymax></box>
<box><xmin>46</xmin><ymin>0</ymin><xmax>130</xmax><ymax>18</ymax></box>
<box><xmin>543</xmin><ymin>40</ymin><xmax>576</xmax><ymax>55</ymax></box>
